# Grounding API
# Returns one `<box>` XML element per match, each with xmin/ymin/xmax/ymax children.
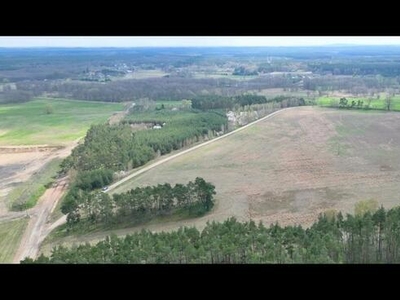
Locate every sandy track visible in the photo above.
<box><xmin>0</xmin><ymin>137</ymin><xmax>81</xmax><ymax>214</ymax></box>
<box><xmin>0</xmin><ymin>143</ymin><xmax>77</xmax><ymax>262</ymax></box>
<box><xmin>7</xmin><ymin>138</ymin><xmax>81</xmax><ymax>263</ymax></box>
<box><xmin>12</xmin><ymin>178</ymin><xmax>68</xmax><ymax>262</ymax></box>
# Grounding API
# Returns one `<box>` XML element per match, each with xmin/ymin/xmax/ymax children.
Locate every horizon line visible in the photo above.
<box><xmin>1</xmin><ymin>44</ymin><xmax>400</xmax><ymax>48</ymax></box>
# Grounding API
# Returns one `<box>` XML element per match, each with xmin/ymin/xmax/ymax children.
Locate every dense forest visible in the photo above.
<box><xmin>62</xmin><ymin>177</ymin><xmax>216</xmax><ymax>228</ymax></box>
<box><xmin>61</xmin><ymin>109</ymin><xmax>227</xmax><ymax>174</ymax></box>
<box><xmin>24</xmin><ymin>205</ymin><xmax>400</xmax><ymax>264</ymax></box>
<box><xmin>13</xmin><ymin>75</ymin><xmax>296</xmax><ymax>102</ymax></box>
<box><xmin>10</xmin><ymin>72</ymin><xmax>400</xmax><ymax>104</ymax></box>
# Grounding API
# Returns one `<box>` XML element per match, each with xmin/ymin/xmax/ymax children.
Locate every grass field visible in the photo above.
<box><xmin>316</xmin><ymin>95</ymin><xmax>400</xmax><ymax>111</ymax></box>
<box><xmin>0</xmin><ymin>218</ymin><xmax>28</xmax><ymax>262</ymax></box>
<box><xmin>0</xmin><ymin>98</ymin><xmax>124</xmax><ymax>146</ymax></box>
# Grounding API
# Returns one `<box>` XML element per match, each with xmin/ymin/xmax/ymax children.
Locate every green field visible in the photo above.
<box><xmin>316</xmin><ymin>96</ymin><xmax>400</xmax><ymax>111</ymax></box>
<box><xmin>0</xmin><ymin>98</ymin><xmax>124</xmax><ymax>145</ymax></box>
<box><xmin>0</xmin><ymin>218</ymin><xmax>28</xmax><ymax>263</ymax></box>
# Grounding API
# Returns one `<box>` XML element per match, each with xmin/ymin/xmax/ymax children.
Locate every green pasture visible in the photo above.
<box><xmin>316</xmin><ymin>96</ymin><xmax>400</xmax><ymax>111</ymax></box>
<box><xmin>0</xmin><ymin>98</ymin><xmax>124</xmax><ymax>145</ymax></box>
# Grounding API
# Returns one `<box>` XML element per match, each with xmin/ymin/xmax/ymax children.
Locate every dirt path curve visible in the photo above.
<box><xmin>10</xmin><ymin>135</ymin><xmax>82</xmax><ymax>263</ymax></box>
<box><xmin>107</xmin><ymin>107</ymin><xmax>296</xmax><ymax>193</ymax></box>
<box><xmin>12</xmin><ymin>178</ymin><xmax>68</xmax><ymax>262</ymax></box>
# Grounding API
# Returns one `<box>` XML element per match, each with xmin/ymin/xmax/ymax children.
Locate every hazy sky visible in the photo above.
<box><xmin>0</xmin><ymin>36</ymin><xmax>400</xmax><ymax>47</ymax></box>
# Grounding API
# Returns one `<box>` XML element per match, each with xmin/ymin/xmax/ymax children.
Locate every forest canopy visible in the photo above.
<box><xmin>24</xmin><ymin>205</ymin><xmax>400</xmax><ymax>264</ymax></box>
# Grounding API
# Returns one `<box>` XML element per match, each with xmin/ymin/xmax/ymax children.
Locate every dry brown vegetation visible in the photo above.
<box><xmin>113</xmin><ymin>106</ymin><xmax>400</xmax><ymax>228</ymax></box>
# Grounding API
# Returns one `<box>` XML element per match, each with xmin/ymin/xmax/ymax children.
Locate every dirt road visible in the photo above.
<box><xmin>12</xmin><ymin>178</ymin><xmax>68</xmax><ymax>262</ymax></box>
<box><xmin>0</xmin><ymin>137</ymin><xmax>82</xmax><ymax>214</ymax></box>
<box><xmin>7</xmin><ymin>138</ymin><xmax>81</xmax><ymax>263</ymax></box>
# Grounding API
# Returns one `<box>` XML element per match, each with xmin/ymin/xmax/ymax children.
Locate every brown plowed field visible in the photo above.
<box><xmin>113</xmin><ymin>107</ymin><xmax>400</xmax><ymax>228</ymax></box>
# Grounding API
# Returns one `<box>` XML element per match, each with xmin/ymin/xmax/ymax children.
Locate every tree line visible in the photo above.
<box><xmin>191</xmin><ymin>94</ymin><xmax>306</xmax><ymax>110</ymax></box>
<box><xmin>309</xmin><ymin>61</ymin><xmax>400</xmax><ymax>77</ymax></box>
<box><xmin>303</xmin><ymin>75</ymin><xmax>400</xmax><ymax>95</ymax></box>
<box><xmin>25</xmin><ymin>205</ymin><xmax>400</xmax><ymax>263</ymax></box>
<box><xmin>0</xmin><ymin>89</ymin><xmax>35</xmax><ymax>104</ymax></box>
<box><xmin>11</xmin><ymin>73</ymin><xmax>298</xmax><ymax>104</ymax></box>
<box><xmin>62</xmin><ymin>177</ymin><xmax>216</xmax><ymax>228</ymax></box>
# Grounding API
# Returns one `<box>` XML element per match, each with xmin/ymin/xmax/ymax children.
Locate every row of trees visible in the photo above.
<box><xmin>63</xmin><ymin>178</ymin><xmax>216</xmax><ymax>227</ymax></box>
<box><xmin>25</xmin><ymin>205</ymin><xmax>400</xmax><ymax>263</ymax></box>
<box><xmin>0</xmin><ymin>89</ymin><xmax>34</xmax><ymax>104</ymax></box>
<box><xmin>325</xmin><ymin>96</ymin><xmax>395</xmax><ymax>111</ymax></box>
<box><xmin>191</xmin><ymin>94</ymin><xmax>306</xmax><ymax>110</ymax></box>
<box><xmin>338</xmin><ymin>97</ymin><xmax>364</xmax><ymax>108</ymax></box>
<box><xmin>226</xmin><ymin>100</ymin><xmax>303</xmax><ymax>127</ymax></box>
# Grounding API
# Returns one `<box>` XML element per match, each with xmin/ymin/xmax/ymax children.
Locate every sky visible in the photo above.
<box><xmin>0</xmin><ymin>36</ymin><xmax>400</xmax><ymax>47</ymax></box>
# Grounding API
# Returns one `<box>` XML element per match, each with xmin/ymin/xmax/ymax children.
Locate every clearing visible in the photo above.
<box><xmin>40</xmin><ymin>106</ymin><xmax>400</xmax><ymax>254</ymax></box>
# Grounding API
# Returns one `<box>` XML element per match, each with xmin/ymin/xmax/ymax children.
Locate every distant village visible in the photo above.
<box><xmin>79</xmin><ymin>63</ymin><xmax>133</xmax><ymax>82</ymax></box>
